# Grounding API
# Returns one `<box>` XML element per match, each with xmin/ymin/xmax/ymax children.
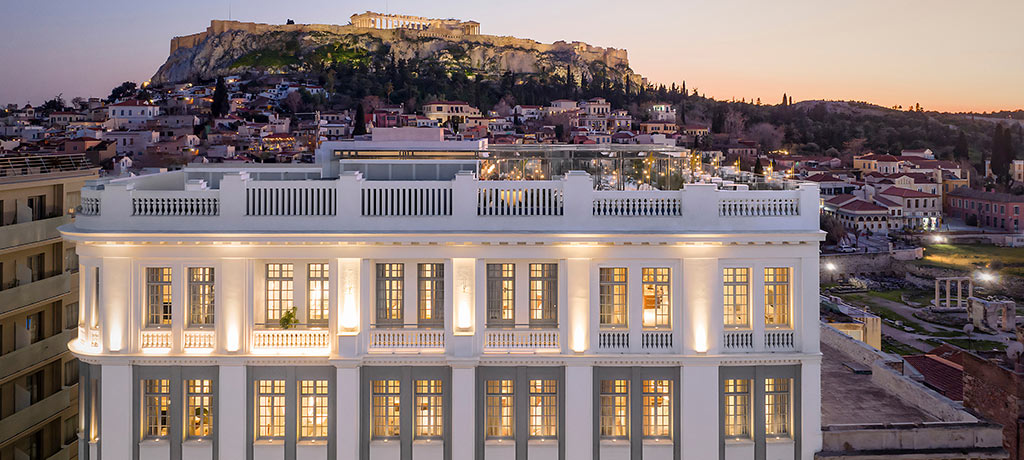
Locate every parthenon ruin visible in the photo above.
<box><xmin>349</xmin><ymin>11</ymin><xmax>480</xmax><ymax>36</ymax></box>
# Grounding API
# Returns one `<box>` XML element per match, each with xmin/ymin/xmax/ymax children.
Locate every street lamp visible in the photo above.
<box><xmin>976</xmin><ymin>271</ymin><xmax>997</xmax><ymax>283</ymax></box>
<box><xmin>825</xmin><ymin>262</ymin><xmax>837</xmax><ymax>271</ymax></box>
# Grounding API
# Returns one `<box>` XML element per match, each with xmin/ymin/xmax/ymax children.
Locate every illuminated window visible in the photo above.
<box><xmin>529</xmin><ymin>263</ymin><xmax>557</xmax><ymax>326</ymax></box>
<box><xmin>599</xmin><ymin>380</ymin><xmax>629</xmax><ymax>439</ymax></box>
<box><xmin>265</xmin><ymin>264</ymin><xmax>294</xmax><ymax>322</ymax></box>
<box><xmin>599</xmin><ymin>268</ymin><xmax>628</xmax><ymax>327</ymax></box>
<box><xmin>764</xmin><ymin>268</ymin><xmax>791</xmax><ymax>326</ymax></box>
<box><xmin>642</xmin><ymin>380</ymin><xmax>671</xmax><ymax>439</ymax></box>
<box><xmin>186</xmin><ymin>379</ymin><xmax>212</xmax><ymax>438</ymax></box>
<box><xmin>307</xmin><ymin>264</ymin><xmax>329</xmax><ymax>326</ymax></box>
<box><xmin>375</xmin><ymin>264</ymin><xmax>404</xmax><ymax>326</ymax></box>
<box><xmin>300</xmin><ymin>380</ymin><xmax>329</xmax><ymax>440</ymax></box>
<box><xmin>414</xmin><ymin>379</ymin><xmax>443</xmax><ymax>438</ymax></box>
<box><xmin>256</xmin><ymin>380</ymin><xmax>286</xmax><ymax>439</ymax></box>
<box><xmin>642</xmin><ymin>268</ymin><xmax>670</xmax><ymax>328</ymax></box>
<box><xmin>528</xmin><ymin>379</ymin><xmax>557</xmax><ymax>439</ymax></box>
<box><xmin>145</xmin><ymin>268</ymin><xmax>172</xmax><ymax>326</ymax></box>
<box><xmin>188</xmin><ymin>267</ymin><xmax>215</xmax><ymax>326</ymax></box>
<box><xmin>485</xmin><ymin>380</ymin><xmax>514</xmax><ymax>439</ymax></box>
<box><xmin>765</xmin><ymin>378</ymin><xmax>791</xmax><ymax>437</ymax></box>
<box><xmin>723</xmin><ymin>268</ymin><xmax>750</xmax><ymax>328</ymax></box>
<box><xmin>486</xmin><ymin>264</ymin><xmax>515</xmax><ymax>326</ymax></box>
<box><xmin>723</xmin><ymin>379</ymin><xmax>751</xmax><ymax>438</ymax></box>
<box><xmin>372</xmin><ymin>380</ymin><xmax>401</xmax><ymax>438</ymax></box>
<box><xmin>418</xmin><ymin>264</ymin><xmax>444</xmax><ymax>328</ymax></box>
<box><xmin>143</xmin><ymin>379</ymin><xmax>170</xmax><ymax>439</ymax></box>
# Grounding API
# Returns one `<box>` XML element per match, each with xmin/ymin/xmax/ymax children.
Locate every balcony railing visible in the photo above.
<box><xmin>764</xmin><ymin>329</ymin><xmax>796</xmax><ymax>351</ymax></box>
<box><xmin>0</xmin><ymin>214</ymin><xmax>70</xmax><ymax>250</ymax></box>
<box><xmin>483</xmin><ymin>328</ymin><xmax>560</xmax><ymax>352</ymax></box>
<box><xmin>597</xmin><ymin>330</ymin><xmax>629</xmax><ymax>351</ymax></box>
<box><xmin>640</xmin><ymin>330</ymin><xmax>674</xmax><ymax>351</ymax></box>
<box><xmin>183</xmin><ymin>329</ymin><xmax>215</xmax><ymax>349</ymax></box>
<box><xmin>723</xmin><ymin>330</ymin><xmax>754</xmax><ymax>352</ymax></box>
<box><xmin>0</xmin><ymin>384</ymin><xmax>76</xmax><ymax>446</ymax></box>
<box><xmin>0</xmin><ymin>272</ymin><xmax>73</xmax><ymax>317</ymax></box>
<box><xmin>252</xmin><ymin>328</ymin><xmax>330</xmax><ymax>352</ymax></box>
<box><xmin>0</xmin><ymin>329</ymin><xmax>75</xmax><ymax>378</ymax></box>
<box><xmin>368</xmin><ymin>328</ymin><xmax>446</xmax><ymax>352</ymax></box>
<box><xmin>140</xmin><ymin>330</ymin><xmax>172</xmax><ymax>350</ymax></box>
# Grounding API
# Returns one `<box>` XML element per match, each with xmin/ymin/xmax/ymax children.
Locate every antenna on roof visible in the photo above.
<box><xmin>228</xmin><ymin>0</ymin><xmax>231</xmax><ymax>20</ymax></box>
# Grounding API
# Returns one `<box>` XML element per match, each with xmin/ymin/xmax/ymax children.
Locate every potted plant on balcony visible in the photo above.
<box><xmin>279</xmin><ymin>308</ymin><xmax>298</xmax><ymax>329</ymax></box>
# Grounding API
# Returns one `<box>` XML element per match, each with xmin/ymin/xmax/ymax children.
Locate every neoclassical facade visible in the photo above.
<box><xmin>65</xmin><ymin>161</ymin><xmax>822</xmax><ymax>460</ymax></box>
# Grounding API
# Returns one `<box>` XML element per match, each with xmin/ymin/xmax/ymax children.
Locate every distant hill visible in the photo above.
<box><xmin>151</xmin><ymin>20</ymin><xmax>642</xmax><ymax>87</ymax></box>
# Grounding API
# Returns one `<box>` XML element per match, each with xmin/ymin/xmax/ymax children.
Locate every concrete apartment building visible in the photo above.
<box><xmin>0</xmin><ymin>154</ymin><xmax>98</xmax><ymax>460</ymax></box>
<box><xmin>65</xmin><ymin>153</ymin><xmax>822</xmax><ymax>460</ymax></box>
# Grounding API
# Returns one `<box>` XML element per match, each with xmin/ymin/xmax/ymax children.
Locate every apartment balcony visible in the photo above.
<box><xmin>0</xmin><ymin>271</ymin><xmax>74</xmax><ymax>317</ymax></box>
<box><xmin>482</xmin><ymin>326</ymin><xmax>560</xmax><ymax>353</ymax></box>
<box><xmin>0</xmin><ymin>384</ymin><xmax>77</xmax><ymax>447</ymax></box>
<box><xmin>0</xmin><ymin>214</ymin><xmax>70</xmax><ymax>251</ymax></box>
<box><xmin>251</xmin><ymin>327</ymin><xmax>330</xmax><ymax>355</ymax></box>
<box><xmin>368</xmin><ymin>325</ymin><xmax>445</xmax><ymax>353</ymax></box>
<box><xmin>595</xmin><ymin>329</ymin><xmax>676</xmax><ymax>353</ymax></box>
<box><xmin>70</xmin><ymin>167</ymin><xmax>820</xmax><ymax>235</ymax></box>
<box><xmin>0</xmin><ymin>329</ymin><xmax>75</xmax><ymax>380</ymax></box>
<box><xmin>45</xmin><ymin>440</ymin><xmax>78</xmax><ymax>460</ymax></box>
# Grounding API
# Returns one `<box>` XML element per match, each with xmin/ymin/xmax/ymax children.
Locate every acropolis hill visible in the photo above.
<box><xmin>152</xmin><ymin>14</ymin><xmax>641</xmax><ymax>86</ymax></box>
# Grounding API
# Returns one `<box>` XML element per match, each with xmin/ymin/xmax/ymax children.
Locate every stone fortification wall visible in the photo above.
<box><xmin>168</xmin><ymin>20</ymin><xmax>630</xmax><ymax>70</ymax></box>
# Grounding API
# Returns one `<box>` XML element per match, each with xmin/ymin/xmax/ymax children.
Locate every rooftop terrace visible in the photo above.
<box><xmin>67</xmin><ymin>161</ymin><xmax>820</xmax><ymax>236</ymax></box>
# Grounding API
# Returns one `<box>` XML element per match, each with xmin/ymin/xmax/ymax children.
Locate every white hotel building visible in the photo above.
<box><xmin>64</xmin><ymin>160</ymin><xmax>822</xmax><ymax>460</ymax></box>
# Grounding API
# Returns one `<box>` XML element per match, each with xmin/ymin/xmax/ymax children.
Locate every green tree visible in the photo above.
<box><xmin>352</xmin><ymin>102</ymin><xmax>367</xmax><ymax>136</ymax></box>
<box><xmin>106</xmin><ymin>81</ymin><xmax>137</xmax><ymax>103</ymax></box>
<box><xmin>211</xmin><ymin>76</ymin><xmax>229</xmax><ymax>118</ymax></box>
<box><xmin>991</xmin><ymin>124</ymin><xmax>1009</xmax><ymax>180</ymax></box>
<box><xmin>753</xmin><ymin>157</ymin><xmax>764</xmax><ymax>174</ymax></box>
<box><xmin>39</xmin><ymin>94</ymin><xmax>66</xmax><ymax>114</ymax></box>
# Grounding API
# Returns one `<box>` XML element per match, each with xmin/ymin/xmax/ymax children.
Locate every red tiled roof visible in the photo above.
<box><xmin>805</xmin><ymin>173</ymin><xmax>845</xmax><ymax>183</ymax></box>
<box><xmin>904</xmin><ymin>354</ymin><xmax>963</xmax><ymax>401</ymax></box>
<box><xmin>949</xmin><ymin>187</ymin><xmax>1024</xmax><ymax>203</ymax></box>
<box><xmin>839</xmin><ymin>200</ymin><xmax>889</xmax><ymax>213</ymax></box>
<box><xmin>826</xmin><ymin>194</ymin><xmax>857</xmax><ymax>206</ymax></box>
<box><xmin>873</xmin><ymin>196</ymin><xmax>900</xmax><ymax>208</ymax></box>
<box><xmin>879</xmin><ymin>186</ymin><xmax>937</xmax><ymax>198</ymax></box>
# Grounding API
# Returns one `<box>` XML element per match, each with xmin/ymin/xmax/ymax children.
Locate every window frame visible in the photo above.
<box><xmin>256</xmin><ymin>379</ymin><xmax>287</xmax><ymax>440</ymax></box>
<box><xmin>417</xmin><ymin>263</ymin><xmax>445</xmax><ymax>328</ymax></box>
<box><xmin>486</xmin><ymin>263</ymin><xmax>515</xmax><ymax>327</ymax></box>
<box><xmin>723</xmin><ymin>378</ymin><xmax>752</xmax><ymax>440</ymax></box>
<box><xmin>145</xmin><ymin>267</ymin><xmax>173</xmax><ymax>328</ymax></box>
<box><xmin>599</xmin><ymin>267</ymin><xmax>628</xmax><ymax>328</ymax></box>
<box><xmin>187</xmin><ymin>267</ymin><xmax>215</xmax><ymax>327</ymax></box>
<box><xmin>764</xmin><ymin>378</ymin><xmax>792</xmax><ymax>438</ymax></box>
<box><xmin>528</xmin><ymin>263</ymin><xmax>558</xmax><ymax>327</ymax></box>
<box><xmin>375</xmin><ymin>263</ymin><xmax>405</xmax><ymax>327</ymax></box>
<box><xmin>723</xmin><ymin>267</ymin><xmax>751</xmax><ymax>329</ymax></box>
<box><xmin>185</xmin><ymin>379</ymin><xmax>213</xmax><ymax>439</ymax></box>
<box><xmin>264</xmin><ymin>263</ymin><xmax>294</xmax><ymax>324</ymax></box>
<box><xmin>414</xmin><ymin>379</ymin><xmax>444</xmax><ymax>439</ymax></box>
<box><xmin>641</xmin><ymin>267</ymin><xmax>671</xmax><ymax>328</ymax></box>
<box><xmin>299</xmin><ymin>379</ymin><xmax>329</xmax><ymax>440</ymax></box>
<box><xmin>142</xmin><ymin>379</ymin><xmax>171</xmax><ymax>439</ymax></box>
<box><xmin>485</xmin><ymin>379</ymin><xmax>515</xmax><ymax>440</ymax></box>
<box><xmin>641</xmin><ymin>379</ymin><xmax>672</xmax><ymax>440</ymax></box>
<box><xmin>764</xmin><ymin>267</ymin><xmax>793</xmax><ymax>328</ymax></box>
<box><xmin>598</xmin><ymin>379</ymin><xmax>630</xmax><ymax>440</ymax></box>
<box><xmin>371</xmin><ymin>379</ymin><xmax>402</xmax><ymax>439</ymax></box>
<box><xmin>306</xmin><ymin>263</ymin><xmax>329</xmax><ymax>327</ymax></box>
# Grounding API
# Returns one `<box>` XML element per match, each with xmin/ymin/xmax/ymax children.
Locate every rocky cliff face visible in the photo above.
<box><xmin>152</xmin><ymin>20</ymin><xmax>642</xmax><ymax>86</ymax></box>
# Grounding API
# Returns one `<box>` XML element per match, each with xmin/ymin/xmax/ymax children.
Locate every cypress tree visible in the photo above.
<box><xmin>953</xmin><ymin>131</ymin><xmax>969</xmax><ymax>161</ymax></box>
<box><xmin>781</xmin><ymin>93</ymin><xmax>788</xmax><ymax>106</ymax></box>
<box><xmin>754</xmin><ymin>158</ymin><xmax>763</xmax><ymax>174</ymax></box>
<box><xmin>992</xmin><ymin>124</ymin><xmax>1008</xmax><ymax>179</ymax></box>
<box><xmin>211</xmin><ymin>76</ymin><xmax>229</xmax><ymax>118</ymax></box>
<box><xmin>352</xmin><ymin>103</ymin><xmax>367</xmax><ymax>136</ymax></box>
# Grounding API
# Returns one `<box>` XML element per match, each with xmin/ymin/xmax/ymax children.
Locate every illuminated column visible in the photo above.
<box><xmin>450</xmin><ymin>364</ymin><xmax>475</xmax><ymax>460</ymax></box>
<box><xmin>100</xmin><ymin>364</ymin><xmax>132</xmax><ymax>459</ymax></box>
<box><xmin>336</xmin><ymin>365</ymin><xmax>360</xmax><ymax>459</ymax></box>
<box><xmin>337</xmin><ymin>258</ymin><xmax>362</xmax><ymax>357</ymax></box>
<box><xmin>566</xmin><ymin>258</ymin><xmax>590</xmax><ymax>353</ymax></box>
<box><xmin>682</xmin><ymin>258</ymin><xmax>716</xmax><ymax>354</ymax></box>
<box><xmin>800</xmin><ymin>253</ymin><xmax>820</xmax><ymax>354</ymax></box>
<box><xmin>219</xmin><ymin>365</ymin><xmax>246</xmax><ymax>460</ymax></box>
<box><xmin>680</xmin><ymin>364</ymin><xmax>718</xmax><ymax>460</ymax></box>
<box><xmin>218</xmin><ymin>258</ymin><xmax>246</xmax><ymax>353</ymax></box>
<box><xmin>451</xmin><ymin>258</ymin><xmax>475</xmax><ymax>335</ymax></box>
<box><xmin>101</xmin><ymin>257</ymin><xmax>131</xmax><ymax>352</ymax></box>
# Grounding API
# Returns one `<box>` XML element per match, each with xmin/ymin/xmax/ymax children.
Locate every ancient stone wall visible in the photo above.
<box><xmin>962</xmin><ymin>352</ymin><xmax>1024</xmax><ymax>458</ymax></box>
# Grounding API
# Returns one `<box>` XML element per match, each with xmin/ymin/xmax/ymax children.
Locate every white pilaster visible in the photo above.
<box><xmin>336</xmin><ymin>366</ymin><xmax>360</xmax><ymax>460</ymax></box>
<box><xmin>451</xmin><ymin>366</ymin><xmax>475</xmax><ymax>460</ymax></box>
<box><xmin>566</xmin><ymin>258</ymin><xmax>590</xmax><ymax>353</ymax></box>
<box><xmin>682</xmin><ymin>258</ymin><xmax>716</xmax><ymax>354</ymax></box>
<box><xmin>564</xmin><ymin>365</ymin><xmax>593</xmax><ymax>460</ymax></box>
<box><xmin>101</xmin><ymin>257</ymin><xmax>131</xmax><ymax>352</ymax></box>
<box><xmin>218</xmin><ymin>365</ymin><xmax>246</xmax><ymax>460</ymax></box>
<box><xmin>100</xmin><ymin>364</ymin><xmax>132</xmax><ymax>460</ymax></box>
<box><xmin>680</xmin><ymin>364</ymin><xmax>718</xmax><ymax>460</ymax></box>
<box><xmin>801</xmin><ymin>358</ymin><xmax>823</xmax><ymax>459</ymax></box>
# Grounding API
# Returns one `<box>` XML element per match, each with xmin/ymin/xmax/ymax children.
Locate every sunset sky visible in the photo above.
<box><xmin>2</xmin><ymin>0</ymin><xmax>1021</xmax><ymax>113</ymax></box>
